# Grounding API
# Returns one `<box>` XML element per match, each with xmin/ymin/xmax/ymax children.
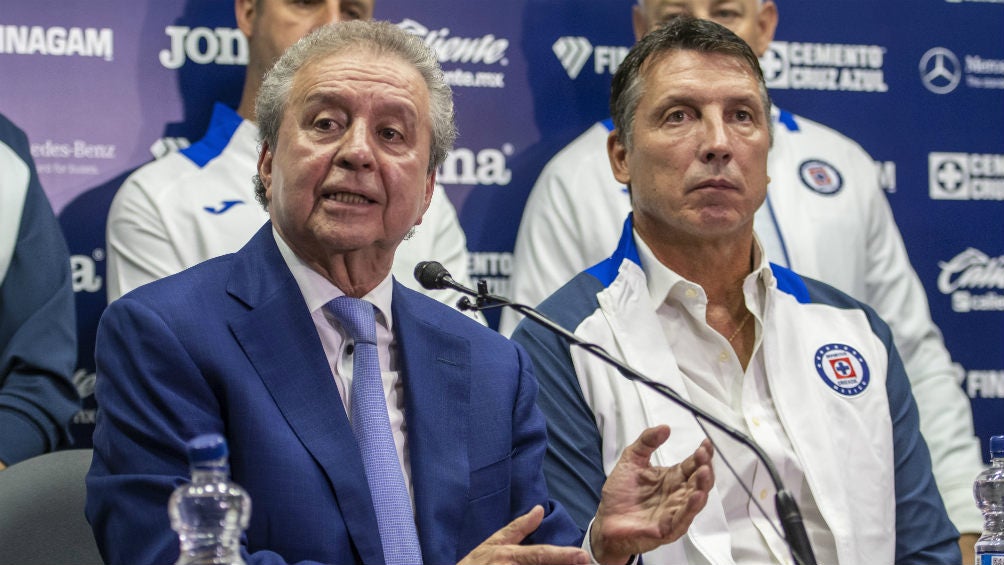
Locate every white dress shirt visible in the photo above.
<box><xmin>635</xmin><ymin>231</ymin><xmax>838</xmax><ymax>565</ymax></box>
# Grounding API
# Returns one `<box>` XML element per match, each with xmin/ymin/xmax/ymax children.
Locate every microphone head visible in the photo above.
<box><xmin>414</xmin><ymin>261</ymin><xmax>450</xmax><ymax>290</ymax></box>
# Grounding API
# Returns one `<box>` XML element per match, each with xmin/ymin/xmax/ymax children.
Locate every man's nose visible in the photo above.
<box><xmin>316</xmin><ymin>1</ymin><xmax>343</xmax><ymax>26</ymax></box>
<box><xmin>335</xmin><ymin>122</ymin><xmax>375</xmax><ymax>171</ymax></box>
<box><xmin>699</xmin><ymin>117</ymin><xmax>732</xmax><ymax>164</ymax></box>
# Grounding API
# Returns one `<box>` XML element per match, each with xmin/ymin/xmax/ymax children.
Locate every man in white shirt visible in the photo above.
<box><xmin>504</xmin><ymin>0</ymin><xmax>983</xmax><ymax>557</ymax></box>
<box><xmin>513</xmin><ymin>17</ymin><xmax>960</xmax><ymax>564</ymax></box>
<box><xmin>106</xmin><ymin>0</ymin><xmax>476</xmax><ymax>315</ymax></box>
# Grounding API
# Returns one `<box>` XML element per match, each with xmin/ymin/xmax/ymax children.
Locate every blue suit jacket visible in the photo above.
<box><xmin>86</xmin><ymin>224</ymin><xmax>582</xmax><ymax>565</ymax></box>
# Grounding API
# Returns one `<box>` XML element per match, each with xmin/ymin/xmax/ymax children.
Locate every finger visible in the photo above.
<box><xmin>658</xmin><ymin>466</ymin><xmax>714</xmax><ymax>539</ymax></box>
<box><xmin>623</xmin><ymin>425</ymin><xmax>671</xmax><ymax>466</ymax></box>
<box><xmin>482</xmin><ymin>505</ymin><xmax>546</xmax><ymax>546</ymax></box>
<box><xmin>659</xmin><ymin>488</ymin><xmax>710</xmax><ymax>541</ymax></box>
<box><xmin>509</xmin><ymin>545</ymin><xmax>592</xmax><ymax>565</ymax></box>
<box><xmin>695</xmin><ymin>438</ymin><xmax>713</xmax><ymax>463</ymax></box>
<box><xmin>693</xmin><ymin>460</ymin><xmax>714</xmax><ymax>492</ymax></box>
<box><xmin>679</xmin><ymin>438</ymin><xmax>714</xmax><ymax>477</ymax></box>
<box><xmin>460</xmin><ymin>543</ymin><xmax>591</xmax><ymax>565</ymax></box>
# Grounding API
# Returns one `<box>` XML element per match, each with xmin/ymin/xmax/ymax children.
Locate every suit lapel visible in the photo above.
<box><xmin>393</xmin><ymin>284</ymin><xmax>471</xmax><ymax>565</ymax></box>
<box><xmin>226</xmin><ymin>225</ymin><xmax>385</xmax><ymax>564</ymax></box>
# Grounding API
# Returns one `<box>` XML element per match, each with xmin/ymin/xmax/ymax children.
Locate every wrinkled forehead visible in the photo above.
<box><xmin>294</xmin><ymin>45</ymin><xmax>384</xmax><ymax>84</ymax></box>
<box><xmin>285</xmin><ymin>48</ymin><xmax>431</xmax><ymax>128</ymax></box>
<box><xmin>290</xmin><ymin>46</ymin><xmax>424</xmax><ymax>102</ymax></box>
<box><xmin>642</xmin><ymin>47</ymin><xmax>759</xmax><ymax>83</ymax></box>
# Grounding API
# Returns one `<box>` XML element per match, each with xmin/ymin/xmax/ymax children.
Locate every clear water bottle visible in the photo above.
<box><xmin>168</xmin><ymin>433</ymin><xmax>251</xmax><ymax>565</ymax></box>
<box><xmin>975</xmin><ymin>435</ymin><xmax>1004</xmax><ymax>564</ymax></box>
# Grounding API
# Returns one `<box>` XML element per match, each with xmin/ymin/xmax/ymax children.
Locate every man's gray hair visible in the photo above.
<box><xmin>252</xmin><ymin>20</ymin><xmax>456</xmax><ymax>208</ymax></box>
<box><xmin>610</xmin><ymin>16</ymin><xmax>773</xmax><ymax>152</ymax></box>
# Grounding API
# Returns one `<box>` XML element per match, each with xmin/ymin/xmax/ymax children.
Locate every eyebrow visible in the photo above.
<box><xmin>304</xmin><ymin>88</ymin><xmax>339</xmax><ymax>102</ymax></box>
<box><xmin>342</xmin><ymin>0</ymin><xmax>370</xmax><ymax>14</ymax></box>
<box><xmin>301</xmin><ymin>90</ymin><xmax>344</xmax><ymax>111</ymax></box>
<box><xmin>301</xmin><ymin>89</ymin><xmax>420</xmax><ymax>123</ymax></box>
<box><xmin>655</xmin><ymin>91</ymin><xmax>763</xmax><ymax>108</ymax></box>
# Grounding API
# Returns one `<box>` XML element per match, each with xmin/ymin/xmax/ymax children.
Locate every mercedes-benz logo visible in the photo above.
<box><xmin>919</xmin><ymin>47</ymin><xmax>961</xmax><ymax>94</ymax></box>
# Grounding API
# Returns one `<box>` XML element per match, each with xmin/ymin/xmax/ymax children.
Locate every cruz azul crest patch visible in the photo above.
<box><xmin>799</xmin><ymin>159</ymin><xmax>843</xmax><ymax>195</ymax></box>
<box><xmin>814</xmin><ymin>343</ymin><xmax>870</xmax><ymax>397</ymax></box>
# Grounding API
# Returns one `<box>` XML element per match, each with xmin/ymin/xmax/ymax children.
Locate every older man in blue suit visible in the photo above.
<box><xmin>86</xmin><ymin>20</ymin><xmax>714</xmax><ymax>565</ymax></box>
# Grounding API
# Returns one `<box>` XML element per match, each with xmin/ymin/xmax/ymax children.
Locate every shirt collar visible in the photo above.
<box><xmin>634</xmin><ymin>229</ymin><xmax>774</xmax><ymax>310</ymax></box>
<box><xmin>273</xmin><ymin>227</ymin><xmax>394</xmax><ymax>331</ymax></box>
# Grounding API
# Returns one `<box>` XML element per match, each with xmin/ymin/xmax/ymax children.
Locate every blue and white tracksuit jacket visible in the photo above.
<box><xmin>512</xmin><ymin>218</ymin><xmax>960</xmax><ymax>564</ymax></box>
<box><xmin>0</xmin><ymin>113</ymin><xmax>79</xmax><ymax>464</ymax></box>
<box><xmin>502</xmin><ymin>109</ymin><xmax>983</xmax><ymax>534</ymax></box>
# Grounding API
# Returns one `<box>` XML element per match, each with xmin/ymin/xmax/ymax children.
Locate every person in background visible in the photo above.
<box><xmin>0</xmin><ymin>112</ymin><xmax>80</xmax><ymax>469</ymax></box>
<box><xmin>513</xmin><ymin>17</ymin><xmax>961</xmax><ymax>564</ymax></box>
<box><xmin>504</xmin><ymin>0</ymin><xmax>983</xmax><ymax>557</ymax></box>
<box><xmin>86</xmin><ymin>21</ymin><xmax>715</xmax><ymax>565</ymax></box>
<box><xmin>105</xmin><ymin>0</ymin><xmax>478</xmax><ymax>316</ymax></box>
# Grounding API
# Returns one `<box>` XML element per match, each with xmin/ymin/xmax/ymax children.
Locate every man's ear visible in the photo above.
<box><xmin>415</xmin><ymin>171</ymin><xmax>436</xmax><ymax>227</ymax></box>
<box><xmin>235</xmin><ymin>0</ymin><xmax>257</xmax><ymax>37</ymax></box>
<box><xmin>258</xmin><ymin>140</ymin><xmax>274</xmax><ymax>202</ymax></box>
<box><xmin>632</xmin><ymin>4</ymin><xmax>650</xmax><ymax>42</ymax></box>
<box><xmin>752</xmin><ymin>1</ymin><xmax>779</xmax><ymax>56</ymax></box>
<box><xmin>608</xmin><ymin>130</ymin><xmax>632</xmax><ymax>186</ymax></box>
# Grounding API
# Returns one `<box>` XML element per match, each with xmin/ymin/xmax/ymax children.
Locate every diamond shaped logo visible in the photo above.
<box><xmin>553</xmin><ymin>36</ymin><xmax>593</xmax><ymax>80</ymax></box>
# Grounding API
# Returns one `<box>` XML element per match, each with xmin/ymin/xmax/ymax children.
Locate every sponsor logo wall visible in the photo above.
<box><xmin>1</xmin><ymin>0</ymin><xmax>1000</xmax><ymax>454</ymax></box>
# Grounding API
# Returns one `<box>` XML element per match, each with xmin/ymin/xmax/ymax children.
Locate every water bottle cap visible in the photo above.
<box><xmin>991</xmin><ymin>435</ymin><xmax>1004</xmax><ymax>457</ymax></box>
<box><xmin>186</xmin><ymin>433</ymin><xmax>229</xmax><ymax>464</ymax></box>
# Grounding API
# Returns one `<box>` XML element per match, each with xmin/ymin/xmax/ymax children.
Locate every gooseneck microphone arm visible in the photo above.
<box><xmin>414</xmin><ymin>261</ymin><xmax>817</xmax><ymax>565</ymax></box>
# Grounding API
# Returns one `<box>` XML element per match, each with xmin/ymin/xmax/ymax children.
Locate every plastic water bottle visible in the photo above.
<box><xmin>975</xmin><ymin>435</ymin><xmax>1004</xmax><ymax>564</ymax></box>
<box><xmin>168</xmin><ymin>434</ymin><xmax>251</xmax><ymax>565</ymax></box>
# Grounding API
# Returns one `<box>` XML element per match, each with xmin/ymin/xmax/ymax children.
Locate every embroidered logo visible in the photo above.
<box><xmin>799</xmin><ymin>159</ymin><xmax>843</xmax><ymax>195</ymax></box>
<box><xmin>814</xmin><ymin>343</ymin><xmax>870</xmax><ymax>397</ymax></box>
<box><xmin>203</xmin><ymin>200</ymin><xmax>245</xmax><ymax>215</ymax></box>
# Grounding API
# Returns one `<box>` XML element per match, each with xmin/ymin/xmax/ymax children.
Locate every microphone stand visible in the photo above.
<box><xmin>446</xmin><ymin>278</ymin><xmax>817</xmax><ymax>565</ymax></box>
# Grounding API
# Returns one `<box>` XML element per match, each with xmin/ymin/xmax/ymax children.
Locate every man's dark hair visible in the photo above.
<box><xmin>609</xmin><ymin>16</ymin><xmax>772</xmax><ymax>151</ymax></box>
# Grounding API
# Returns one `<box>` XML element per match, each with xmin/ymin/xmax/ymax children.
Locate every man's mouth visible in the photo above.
<box><xmin>324</xmin><ymin>191</ymin><xmax>373</xmax><ymax>204</ymax></box>
<box><xmin>692</xmin><ymin>179</ymin><xmax>739</xmax><ymax>191</ymax></box>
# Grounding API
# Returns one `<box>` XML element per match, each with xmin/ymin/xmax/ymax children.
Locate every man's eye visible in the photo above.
<box><xmin>315</xmin><ymin>118</ymin><xmax>337</xmax><ymax>131</ymax></box>
<box><xmin>735</xmin><ymin>110</ymin><xmax>752</xmax><ymax>121</ymax></box>
<box><xmin>666</xmin><ymin>110</ymin><xmax>687</xmax><ymax>123</ymax></box>
<box><xmin>341</xmin><ymin>0</ymin><xmax>369</xmax><ymax>20</ymax></box>
<box><xmin>713</xmin><ymin>10</ymin><xmax>741</xmax><ymax>22</ymax></box>
<box><xmin>379</xmin><ymin>128</ymin><xmax>402</xmax><ymax>141</ymax></box>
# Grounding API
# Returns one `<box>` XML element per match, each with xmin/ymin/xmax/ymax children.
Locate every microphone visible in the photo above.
<box><xmin>414</xmin><ymin>260</ymin><xmax>482</xmax><ymax>312</ymax></box>
<box><xmin>414</xmin><ymin>261</ymin><xmax>818</xmax><ymax>565</ymax></box>
<box><xmin>414</xmin><ymin>260</ymin><xmax>456</xmax><ymax>291</ymax></box>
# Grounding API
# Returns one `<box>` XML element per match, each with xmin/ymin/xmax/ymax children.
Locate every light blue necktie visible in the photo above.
<box><xmin>327</xmin><ymin>296</ymin><xmax>423</xmax><ymax>565</ymax></box>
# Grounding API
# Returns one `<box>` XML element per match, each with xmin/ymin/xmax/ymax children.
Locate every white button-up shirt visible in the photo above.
<box><xmin>635</xmin><ymin>231</ymin><xmax>837</xmax><ymax>565</ymax></box>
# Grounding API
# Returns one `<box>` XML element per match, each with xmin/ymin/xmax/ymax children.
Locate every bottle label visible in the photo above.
<box><xmin>978</xmin><ymin>554</ymin><xmax>1004</xmax><ymax>565</ymax></box>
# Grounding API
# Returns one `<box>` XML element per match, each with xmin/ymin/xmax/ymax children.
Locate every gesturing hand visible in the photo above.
<box><xmin>458</xmin><ymin>505</ymin><xmax>592</xmax><ymax>565</ymax></box>
<box><xmin>590</xmin><ymin>426</ymin><xmax>714</xmax><ymax>565</ymax></box>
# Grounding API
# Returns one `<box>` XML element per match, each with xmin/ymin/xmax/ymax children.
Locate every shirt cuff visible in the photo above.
<box><xmin>582</xmin><ymin>517</ymin><xmax>639</xmax><ymax>565</ymax></box>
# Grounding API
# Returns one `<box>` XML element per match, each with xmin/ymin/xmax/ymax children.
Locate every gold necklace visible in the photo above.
<box><xmin>727</xmin><ymin>310</ymin><xmax>752</xmax><ymax>344</ymax></box>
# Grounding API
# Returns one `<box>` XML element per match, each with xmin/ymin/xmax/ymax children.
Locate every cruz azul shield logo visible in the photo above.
<box><xmin>799</xmin><ymin>159</ymin><xmax>843</xmax><ymax>195</ymax></box>
<box><xmin>814</xmin><ymin>343</ymin><xmax>870</xmax><ymax>397</ymax></box>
